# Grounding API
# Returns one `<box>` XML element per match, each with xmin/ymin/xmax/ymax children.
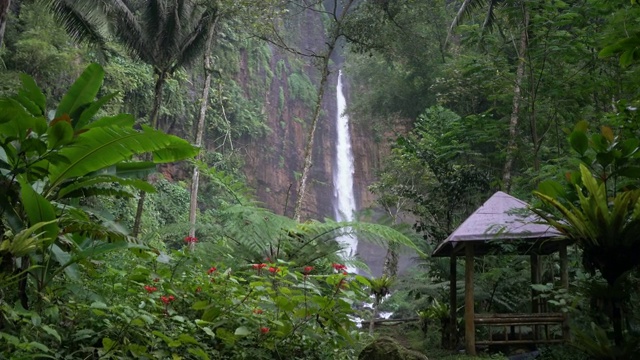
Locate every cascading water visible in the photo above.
<box><xmin>333</xmin><ymin>70</ymin><xmax>358</xmax><ymax>272</ymax></box>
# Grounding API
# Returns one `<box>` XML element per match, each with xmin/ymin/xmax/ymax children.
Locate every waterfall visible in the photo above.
<box><xmin>333</xmin><ymin>70</ymin><xmax>358</xmax><ymax>272</ymax></box>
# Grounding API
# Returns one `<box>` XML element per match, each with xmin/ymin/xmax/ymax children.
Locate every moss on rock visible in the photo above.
<box><xmin>358</xmin><ymin>336</ymin><xmax>429</xmax><ymax>360</ymax></box>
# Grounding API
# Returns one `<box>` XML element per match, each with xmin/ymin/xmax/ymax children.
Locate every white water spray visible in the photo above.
<box><xmin>333</xmin><ymin>70</ymin><xmax>358</xmax><ymax>271</ymax></box>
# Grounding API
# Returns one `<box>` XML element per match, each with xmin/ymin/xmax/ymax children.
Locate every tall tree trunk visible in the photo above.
<box><xmin>611</xmin><ymin>298</ymin><xmax>623</xmax><ymax>347</ymax></box>
<box><xmin>293</xmin><ymin>50</ymin><xmax>332</xmax><ymax>221</ymax></box>
<box><xmin>382</xmin><ymin>242</ymin><xmax>399</xmax><ymax>279</ymax></box>
<box><xmin>0</xmin><ymin>0</ymin><xmax>11</xmax><ymax>48</ymax></box>
<box><xmin>501</xmin><ymin>6</ymin><xmax>529</xmax><ymax>193</ymax></box>
<box><xmin>189</xmin><ymin>16</ymin><xmax>219</xmax><ymax>241</ymax></box>
<box><xmin>369</xmin><ymin>297</ymin><xmax>380</xmax><ymax>335</ymax></box>
<box><xmin>132</xmin><ymin>71</ymin><xmax>167</xmax><ymax>237</ymax></box>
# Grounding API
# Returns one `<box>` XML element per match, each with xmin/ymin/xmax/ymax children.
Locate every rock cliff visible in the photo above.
<box><xmin>234</xmin><ymin>8</ymin><xmax>414</xmax><ymax>276</ymax></box>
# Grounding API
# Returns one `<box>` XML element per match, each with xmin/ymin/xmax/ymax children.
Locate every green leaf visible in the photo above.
<box><xmin>114</xmin><ymin>162</ymin><xmax>157</xmax><ymax>178</ymax></box>
<box><xmin>591</xmin><ymin>134</ymin><xmax>608</xmax><ymax>152</ymax></box>
<box><xmin>47</xmin><ymin>126</ymin><xmax>198</xmax><ymax>191</ymax></box>
<box><xmin>575</xmin><ymin>120</ymin><xmax>589</xmax><ymax>133</ymax></box>
<box><xmin>620</xmin><ymin>49</ymin><xmax>636</xmax><ymax>67</ymax></box>
<box><xmin>90</xmin><ymin>301</ymin><xmax>108</xmax><ymax>309</ymax></box>
<box><xmin>178</xmin><ymin>334</ymin><xmax>199</xmax><ymax>345</ymax></box>
<box><xmin>47</xmin><ymin>119</ymin><xmax>74</xmax><ymax>149</ymax></box>
<box><xmin>569</xmin><ymin>130</ymin><xmax>589</xmax><ymax>155</ymax></box>
<box><xmin>84</xmin><ymin>113</ymin><xmax>135</xmax><ymax>129</ymax></box>
<box><xmin>27</xmin><ymin>341</ymin><xmax>50</xmax><ymax>353</ymax></box>
<box><xmin>152</xmin><ymin>330</ymin><xmax>173</xmax><ymax>345</ymax></box>
<box><xmin>57</xmin><ymin>175</ymin><xmax>155</xmax><ymax>199</ymax></box>
<box><xmin>537</xmin><ymin>180</ymin><xmax>565</xmax><ymax>199</ymax></box>
<box><xmin>31</xmin><ymin>313</ymin><xmax>42</xmax><ymax>326</ymax></box>
<box><xmin>596</xmin><ymin>152</ymin><xmax>614</xmax><ymax>168</ymax></box>
<box><xmin>202</xmin><ymin>327</ymin><xmax>215</xmax><ymax>338</ymax></box>
<box><xmin>188</xmin><ymin>348</ymin><xmax>211</xmax><ymax>360</ymax></box>
<box><xmin>0</xmin><ymin>99</ymin><xmax>47</xmax><ymax>137</ymax></box>
<box><xmin>102</xmin><ymin>337</ymin><xmax>116</xmax><ymax>351</ymax></box>
<box><xmin>75</xmin><ymin>92</ymin><xmax>119</xmax><ymax>129</ymax></box>
<box><xmin>51</xmin><ymin>244</ymin><xmax>80</xmax><ymax>280</ymax></box>
<box><xmin>41</xmin><ymin>324</ymin><xmax>61</xmax><ymax>343</ymax></box>
<box><xmin>192</xmin><ymin>301</ymin><xmax>210</xmax><ymax>310</ymax></box>
<box><xmin>18</xmin><ymin>74</ymin><xmax>46</xmax><ymax>115</ymax></box>
<box><xmin>234</xmin><ymin>326</ymin><xmax>251</xmax><ymax>336</ymax></box>
<box><xmin>599</xmin><ymin>44</ymin><xmax>621</xmax><ymax>58</ymax></box>
<box><xmin>56</xmin><ymin>63</ymin><xmax>105</xmax><ymax>119</ymax></box>
<box><xmin>13</xmin><ymin>93</ymin><xmax>42</xmax><ymax>118</ymax></box>
<box><xmin>18</xmin><ymin>177</ymin><xmax>58</xmax><ymax>242</ymax></box>
<box><xmin>617</xmin><ymin>167</ymin><xmax>640</xmax><ymax>178</ymax></box>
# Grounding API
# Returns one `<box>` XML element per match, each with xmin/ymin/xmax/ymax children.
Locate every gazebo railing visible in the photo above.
<box><xmin>474</xmin><ymin>313</ymin><xmax>568</xmax><ymax>346</ymax></box>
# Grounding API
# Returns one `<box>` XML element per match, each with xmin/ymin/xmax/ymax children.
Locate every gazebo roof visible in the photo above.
<box><xmin>432</xmin><ymin>191</ymin><xmax>565</xmax><ymax>257</ymax></box>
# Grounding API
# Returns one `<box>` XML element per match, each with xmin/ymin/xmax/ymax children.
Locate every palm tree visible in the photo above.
<box><xmin>39</xmin><ymin>0</ymin><xmax>217</xmax><ymax>236</ymax></box>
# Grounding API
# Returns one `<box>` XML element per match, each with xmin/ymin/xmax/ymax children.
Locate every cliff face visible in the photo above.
<box><xmin>235</xmin><ymin>9</ymin><xmax>411</xmax><ymax>276</ymax></box>
<box><xmin>237</xmin><ymin>7</ymin><xmax>339</xmax><ymax>221</ymax></box>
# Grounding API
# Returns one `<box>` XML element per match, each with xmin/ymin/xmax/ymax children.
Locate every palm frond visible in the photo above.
<box><xmin>37</xmin><ymin>0</ymin><xmax>110</xmax><ymax>47</ymax></box>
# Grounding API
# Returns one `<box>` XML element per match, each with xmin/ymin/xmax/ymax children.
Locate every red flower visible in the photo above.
<box><xmin>253</xmin><ymin>308</ymin><xmax>263</xmax><ymax>314</ymax></box>
<box><xmin>343</xmin><ymin>271</ymin><xmax>348</xmax><ymax>276</ymax></box>
<box><xmin>184</xmin><ymin>236</ymin><xmax>198</xmax><ymax>244</ymax></box>
<box><xmin>252</xmin><ymin>263</ymin><xmax>267</xmax><ymax>270</ymax></box>
<box><xmin>268</xmin><ymin>267</ymin><xmax>279</xmax><ymax>274</ymax></box>
<box><xmin>303</xmin><ymin>266</ymin><xmax>314</xmax><ymax>275</ymax></box>
<box><xmin>207</xmin><ymin>266</ymin><xmax>217</xmax><ymax>274</ymax></box>
<box><xmin>160</xmin><ymin>295</ymin><xmax>175</xmax><ymax>304</ymax></box>
<box><xmin>260</xmin><ymin>327</ymin><xmax>270</xmax><ymax>334</ymax></box>
<box><xmin>332</xmin><ymin>263</ymin><xmax>347</xmax><ymax>271</ymax></box>
<box><xmin>144</xmin><ymin>285</ymin><xmax>158</xmax><ymax>293</ymax></box>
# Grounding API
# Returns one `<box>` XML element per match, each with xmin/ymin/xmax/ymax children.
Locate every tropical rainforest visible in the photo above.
<box><xmin>1</xmin><ymin>0</ymin><xmax>640</xmax><ymax>359</ymax></box>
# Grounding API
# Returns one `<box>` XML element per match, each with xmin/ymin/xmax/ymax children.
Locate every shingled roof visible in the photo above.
<box><xmin>432</xmin><ymin>191</ymin><xmax>564</xmax><ymax>257</ymax></box>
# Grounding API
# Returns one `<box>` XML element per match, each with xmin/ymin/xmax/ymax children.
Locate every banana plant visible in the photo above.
<box><xmin>0</xmin><ymin>63</ymin><xmax>198</xmax><ymax>308</ymax></box>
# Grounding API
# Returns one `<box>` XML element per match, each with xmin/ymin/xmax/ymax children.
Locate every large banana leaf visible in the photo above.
<box><xmin>46</xmin><ymin>125</ymin><xmax>198</xmax><ymax>192</ymax></box>
<box><xmin>56</xmin><ymin>174</ymin><xmax>155</xmax><ymax>199</ymax></box>
<box><xmin>18</xmin><ymin>176</ymin><xmax>59</xmax><ymax>243</ymax></box>
<box><xmin>0</xmin><ymin>99</ymin><xmax>47</xmax><ymax>138</ymax></box>
<box><xmin>55</xmin><ymin>63</ymin><xmax>104</xmax><ymax>120</ymax></box>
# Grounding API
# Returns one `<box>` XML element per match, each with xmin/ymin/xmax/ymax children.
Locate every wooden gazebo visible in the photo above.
<box><xmin>431</xmin><ymin>191</ymin><xmax>570</xmax><ymax>355</ymax></box>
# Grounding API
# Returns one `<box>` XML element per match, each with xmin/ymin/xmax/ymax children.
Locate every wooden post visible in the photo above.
<box><xmin>465</xmin><ymin>244</ymin><xmax>476</xmax><ymax>356</ymax></box>
<box><xmin>560</xmin><ymin>245</ymin><xmax>570</xmax><ymax>341</ymax></box>
<box><xmin>530</xmin><ymin>254</ymin><xmax>540</xmax><ymax>313</ymax></box>
<box><xmin>449</xmin><ymin>254</ymin><xmax>457</xmax><ymax>349</ymax></box>
<box><xmin>531</xmin><ymin>254</ymin><xmax>541</xmax><ymax>340</ymax></box>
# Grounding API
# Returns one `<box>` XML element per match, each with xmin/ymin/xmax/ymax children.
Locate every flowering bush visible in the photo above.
<box><xmin>0</xmin><ymin>241</ymin><xmax>370</xmax><ymax>359</ymax></box>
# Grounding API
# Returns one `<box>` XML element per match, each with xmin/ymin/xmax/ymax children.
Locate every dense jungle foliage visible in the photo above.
<box><xmin>1</xmin><ymin>0</ymin><xmax>640</xmax><ymax>359</ymax></box>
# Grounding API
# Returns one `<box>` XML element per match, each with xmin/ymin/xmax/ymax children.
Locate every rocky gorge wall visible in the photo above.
<box><xmin>231</xmin><ymin>8</ymin><xmax>414</xmax><ymax>276</ymax></box>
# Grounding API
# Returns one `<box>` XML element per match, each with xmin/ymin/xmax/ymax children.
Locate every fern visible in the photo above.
<box><xmin>206</xmin><ymin>203</ymin><xmax>420</xmax><ymax>269</ymax></box>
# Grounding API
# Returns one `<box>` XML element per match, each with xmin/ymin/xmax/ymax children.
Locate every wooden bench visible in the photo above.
<box><xmin>474</xmin><ymin>313</ymin><xmax>567</xmax><ymax>346</ymax></box>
